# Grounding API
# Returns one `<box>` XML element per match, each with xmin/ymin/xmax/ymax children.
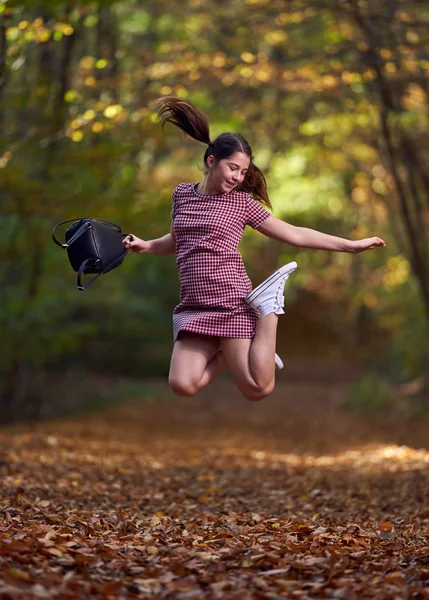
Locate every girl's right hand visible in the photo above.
<box><xmin>123</xmin><ymin>235</ymin><xmax>151</xmax><ymax>254</ymax></box>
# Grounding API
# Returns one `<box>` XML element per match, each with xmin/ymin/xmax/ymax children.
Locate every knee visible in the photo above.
<box><xmin>168</xmin><ymin>375</ymin><xmax>198</xmax><ymax>397</ymax></box>
<box><xmin>242</xmin><ymin>380</ymin><xmax>275</xmax><ymax>402</ymax></box>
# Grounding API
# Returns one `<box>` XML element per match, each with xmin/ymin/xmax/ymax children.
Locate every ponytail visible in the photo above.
<box><xmin>156</xmin><ymin>97</ymin><xmax>211</xmax><ymax>145</ymax></box>
<box><xmin>156</xmin><ymin>96</ymin><xmax>272</xmax><ymax>210</ymax></box>
<box><xmin>236</xmin><ymin>162</ymin><xmax>272</xmax><ymax>210</ymax></box>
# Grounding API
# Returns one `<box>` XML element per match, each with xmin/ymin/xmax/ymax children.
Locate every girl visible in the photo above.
<box><xmin>124</xmin><ymin>97</ymin><xmax>385</xmax><ymax>401</ymax></box>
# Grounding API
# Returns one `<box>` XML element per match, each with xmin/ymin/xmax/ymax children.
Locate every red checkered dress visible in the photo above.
<box><xmin>171</xmin><ymin>183</ymin><xmax>271</xmax><ymax>341</ymax></box>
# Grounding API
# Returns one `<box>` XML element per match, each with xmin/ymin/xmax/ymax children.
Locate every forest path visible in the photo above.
<box><xmin>1</xmin><ymin>379</ymin><xmax>428</xmax><ymax>599</ymax></box>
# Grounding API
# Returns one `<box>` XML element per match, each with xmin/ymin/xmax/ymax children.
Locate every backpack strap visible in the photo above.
<box><xmin>77</xmin><ymin>248</ymin><xmax>128</xmax><ymax>291</ymax></box>
<box><xmin>103</xmin><ymin>247</ymin><xmax>128</xmax><ymax>273</ymax></box>
<box><xmin>77</xmin><ymin>258</ymin><xmax>101</xmax><ymax>291</ymax></box>
<box><xmin>52</xmin><ymin>218</ymin><xmax>123</xmax><ymax>248</ymax></box>
<box><xmin>63</xmin><ymin>220</ymin><xmax>92</xmax><ymax>249</ymax></box>
<box><xmin>52</xmin><ymin>218</ymin><xmax>87</xmax><ymax>248</ymax></box>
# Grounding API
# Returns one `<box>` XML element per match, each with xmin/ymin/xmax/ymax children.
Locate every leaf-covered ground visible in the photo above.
<box><xmin>1</xmin><ymin>378</ymin><xmax>429</xmax><ymax>599</ymax></box>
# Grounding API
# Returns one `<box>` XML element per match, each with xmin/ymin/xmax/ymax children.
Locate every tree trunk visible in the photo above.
<box><xmin>96</xmin><ymin>6</ymin><xmax>119</xmax><ymax>101</ymax></box>
<box><xmin>0</xmin><ymin>13</ymin><xmax>9</xmax><ymax>131</ymax></box>
<box><xmin>348</xmin><ymin>0</ymin><xmax>429</xmax><ymax>326</ymax></box>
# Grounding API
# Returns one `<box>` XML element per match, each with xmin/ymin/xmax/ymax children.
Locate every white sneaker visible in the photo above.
<box><xmin>275</xmin><ymin>353</ymin><xmax>284</xmax><ymax>370</ymax></box>
<box><xmin>246</xmin><ymin>262</ymin><xmax>297</xmax><ymax>317</ymax></box>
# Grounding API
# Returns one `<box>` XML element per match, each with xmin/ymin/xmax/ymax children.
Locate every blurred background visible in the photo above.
<box><xmin>1</xmin><ymin>0</ymin><xmax>428</xmax><ymax>423</ymax></box>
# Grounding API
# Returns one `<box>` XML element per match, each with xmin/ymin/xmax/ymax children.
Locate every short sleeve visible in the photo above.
<box><xmin>246</xmin><ymin>195</ymin><xmax>271</xmax><ymax>229</ymax></box>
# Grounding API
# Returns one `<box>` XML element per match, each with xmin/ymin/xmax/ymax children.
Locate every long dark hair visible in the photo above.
<box><xmin>156</xmin><ymin>97</ymin><xmax>272</xmax><ymax>210</ymax></box>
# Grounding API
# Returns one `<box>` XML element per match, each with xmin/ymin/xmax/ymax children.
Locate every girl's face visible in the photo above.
<box><xmin>207</xmin><ymin>151</ymin><xmax>251</xmax><ymax>194</ymax></box>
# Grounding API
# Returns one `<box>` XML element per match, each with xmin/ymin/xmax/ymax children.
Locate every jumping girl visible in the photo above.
<box><xmin>123</xmin><ymin>98</ymin><xmax>385</xmax><ymax>401</ymax></box>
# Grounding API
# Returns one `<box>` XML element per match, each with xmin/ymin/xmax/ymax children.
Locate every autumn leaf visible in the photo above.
<box><xmin>2</xmin><ymin>373</ymin><xmax>429</xmax><ymax>599</ymax></box>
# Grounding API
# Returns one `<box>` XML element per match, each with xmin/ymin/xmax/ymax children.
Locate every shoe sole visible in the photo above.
<box><xmin>246</xmin><ymin>261</ymin><xmax>298</xmax><ymax>304</ymax></box>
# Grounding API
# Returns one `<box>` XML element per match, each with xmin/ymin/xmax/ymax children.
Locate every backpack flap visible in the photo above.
<box><xmin>90</xmin><ymin>220</ymin><xmax>126</xmax><ymax>269</ymax></box>
<box><xmin>65</xmin><ymin>220</ymin><xmax>101</xmax><ymax>273</ymax></box>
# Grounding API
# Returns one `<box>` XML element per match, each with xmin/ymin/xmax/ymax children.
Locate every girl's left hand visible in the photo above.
<box><xmin>351</xmin><ymin>237</ymin><xmax>386</xmax><ymax>253</ymax></box>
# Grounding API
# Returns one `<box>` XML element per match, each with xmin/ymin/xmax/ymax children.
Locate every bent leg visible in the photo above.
<box><xmin>169</xmin><ymin>333</ymin><xmax>225</xmax><ymax>397</ymax></box>
<box><xmin>219</xmin><ymin>313</ymin><xmax>278</xmax><ymax>401</ymax></box>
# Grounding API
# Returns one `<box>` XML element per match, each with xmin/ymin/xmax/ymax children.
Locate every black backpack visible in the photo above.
<box><xmin>52</xmin><ymin>218</ymin><xmax>132</xmax><ymax>290</ymax></box>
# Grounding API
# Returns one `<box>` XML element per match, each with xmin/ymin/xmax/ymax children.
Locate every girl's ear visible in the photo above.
<box><xmin>206</xmin><ymin>154</ymin><xmax>216</xmax><ymax>169</ymax></box>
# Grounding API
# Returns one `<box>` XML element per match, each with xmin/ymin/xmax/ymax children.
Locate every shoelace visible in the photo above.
<box><xmin>274</xmin><ymin>275</ymin><xmax>288</xmax><ymax>311</ymax></box>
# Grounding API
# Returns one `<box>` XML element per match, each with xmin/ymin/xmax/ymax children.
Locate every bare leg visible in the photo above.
<box><xmin>219</xmin><ymin>313</ymin><xmax>279</xmax><ymax>402</ymax></box>
<box><xmin>195</xmin><ymin>350</ymin><xmax>226</xmax><ymax>390</ymax></box>
<box><xmin>249</xmin><ymin>313</ymin><xmax>278</xmax><ymax>386</ymax></box>
<box><xmin>169</xmin><ymin>333</ymin><xmax>226</xmax><ymax>397</ymax></box>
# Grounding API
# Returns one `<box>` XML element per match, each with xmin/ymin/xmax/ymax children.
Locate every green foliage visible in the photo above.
<box><xmin>371</xmin><ymin>295</ymin><xmax>429</xmax><ymax>383</ymax></box>
<box><xmin>345</xmin><ymin>376</ymin><xmax>391</xmax><ymax>415</ymax></box>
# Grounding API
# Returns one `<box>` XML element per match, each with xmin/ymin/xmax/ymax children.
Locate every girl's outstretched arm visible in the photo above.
<box><xmin>257</xmin><ymin>216</ymin><xmax>386</xmax><ymax>254</ymax></box>
<box><xmin>123</xmin><ymin>223</ymin><xmax>176</xmax><ymax>255</ymax></box>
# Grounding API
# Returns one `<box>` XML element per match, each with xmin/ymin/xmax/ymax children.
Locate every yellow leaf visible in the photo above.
<box><xmin>71</xmin><ymin>131</ymin><xmax>83</xmax><ymax>142</ymax></box>
<box><xmin>264</xmin><ymin>30</ymin><xmax>287</xmax><ymax>45</ymax></box>
<box><xmin>241</xmin><ymin>52</ymin><xmax>256</xmax><ymax>64</ymax></box>
<box><xmin>104</xmin><ymin>104</ymin><xmax>123</xmax><ymax>119</ymax></box>
<box><xmin>63</xmin><ymin>24</ymin><xmax>74</xmax><ymax>36</ymax></box>
<box><xmin>8</xmin><ymin>568</ymin><xmax>31</xmax><ymax>581</ymax></box>
<box><xmin>212</xmin><ymin>53</ymin><xmax>226</xmax><ymax>68</ymax></box>
<box><xmin>80</xmin><ymin>55</ymin><xmax>95</xmax><ymax>69</ymax></box>
<box><xmin>64</xmin><ymin>90</ymin><xmax>77</xmax><ymax>103</ymax></box>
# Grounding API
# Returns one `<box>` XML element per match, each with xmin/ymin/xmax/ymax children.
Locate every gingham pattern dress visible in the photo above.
<box><xmin>171</xmin><ymin>183</ymin><xmax>271</xmax><ymax>341</ymax></box>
